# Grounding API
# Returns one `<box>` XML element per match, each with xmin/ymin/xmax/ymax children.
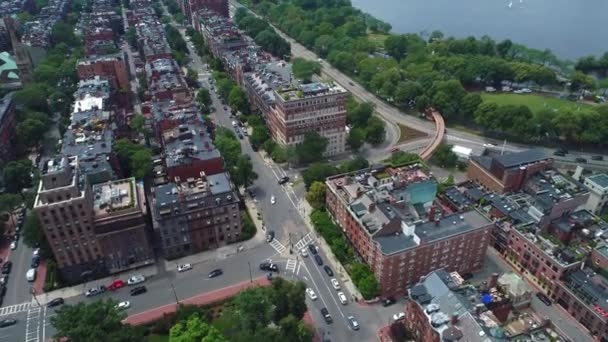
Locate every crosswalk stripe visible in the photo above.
<box><xmin>269</xmin><ymin>239</ymin><xmax>286</xmax><ymax>254</ymax></box>
<box><xmin>294</xmin><ymin>233</ymin><xmax>314</xmax><ymax>251</ymax></box>
<box><xmin>286</xmin><ymin>258</ymin><xmax>297</xmax><ymax>273</ymax></box>
<box><xmin>0</xmin><ymin>302</ymin><xmax>31</xmax><ymax>316</ymax></box>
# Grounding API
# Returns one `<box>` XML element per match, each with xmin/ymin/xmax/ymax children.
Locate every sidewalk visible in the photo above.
<box><xmin>162</xmin><ymin>198</ymin><xmax>266</xmax><ymax>270</ymax></box>
<box><xmin>34</xmin><ymin>263</ymin><xmax>159</xmax><ymax>306</ymax></box>
<box><xmin>124</xmin><ymin>277</ymin><xmax>271</xmax><ymax>325</ymax></box>
<box><xmin>298</xmin><ymin>200</ymin><xmax>363</xmax><ymax>301</ymax></box>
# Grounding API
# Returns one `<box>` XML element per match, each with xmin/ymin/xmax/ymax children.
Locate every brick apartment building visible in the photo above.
<box><xmin>33</xmin><ymin>157</ymin><xmax>153</xmax><ymax>283</ymax></box>
<box><xmin>151</xmin><ymin>172</ymin><xmax>241</xmax><ymax>259</ymax></box>
<box><xmin>468</xmin><ymin>149</ymin><xmax>553</xmax><ymax>193</ymax></box>
<box><xmin>406</xmin><ymin>269</ymin><xmax>515</xmax><ymax>342</ymax></box>
<box><xmin>0</xmin><ymin>93</ymin><xmax>17</xmax><ymax>166</ymax></box>
<box><xmin>181</xmin><ymin>0</ymin><xmax>228</xmax><ymax>25</ymax></box>
<box><xmin>161</xmin><ymin>122</ymin><xmax>224</xmax><ymax>182</ymax></box>
<box><xmin>77</xmin><ymin>52</ymin><xmax>131</xmax><ymax>91</ymax></box>
<box><xmin>325</xmin><ymin>164</ymin><xmax>494</xmax><ymax>297</ymax></box>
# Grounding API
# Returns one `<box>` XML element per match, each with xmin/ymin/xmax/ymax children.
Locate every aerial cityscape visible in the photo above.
<box><xmin>0</xmin><ymin>0</ymin><xmax>606</xmax><ymax>341</ymax></box>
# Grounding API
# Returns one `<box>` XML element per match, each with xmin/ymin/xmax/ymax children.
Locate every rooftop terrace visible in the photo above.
<box><xmin>92</xmin><ymin>178</ymin><xmax>138</xmax><ymax>217</ymax></box>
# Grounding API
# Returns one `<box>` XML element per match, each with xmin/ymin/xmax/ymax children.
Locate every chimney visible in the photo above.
<box><xmin>450</xmin><ymin>313</ymin><xmax>458</xmax><ymax>325</ymax></box>
<box><xmin>368</xmin><ymin>202</ymin><xmax>376</xmax><ymax>212</ymax></box>
<box><xmin>435</xmin><ymin>219</ymin><xmax>440</xmax><ymax>226</ymax></box>
<box><xmin>489</xmin><ymin>273</ymin><xmax>499</xmax><ymax>288</ymax></box>
<box><xmin>429</xmin><ymin>206</ymin><xmax>436</xmax><ymax>222</ymax></box>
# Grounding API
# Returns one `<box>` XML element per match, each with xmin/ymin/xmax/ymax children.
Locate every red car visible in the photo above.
<box><xmin>107</xmin><ymin>279</ymin><xmax>125</xmax><ymax>291</ymax></box>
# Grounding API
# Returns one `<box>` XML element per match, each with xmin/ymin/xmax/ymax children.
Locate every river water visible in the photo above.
<box><xmin>351</xmin><ymin>0</ymin><xmax>608</xmax><ymax>60</ymax></box>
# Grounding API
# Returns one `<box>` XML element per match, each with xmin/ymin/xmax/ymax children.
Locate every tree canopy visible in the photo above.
<box><xmin>291</xmin><ymin>58</ymin><xmax>321</xmax><ymax>83</ymax></box>
<box><xmin>295</xmin><ymin>132</ymin><xmax>327</xmax><ymax>165</ymax></box>
<box><xmin>114</xmin><ymin>139</ymin><xmax>153</xmax><ymax>179</ymax></box>
<box><xmin>51</xmin><ymin>299</ymin><xmax>144</xmax><ymax>342</ymax></box>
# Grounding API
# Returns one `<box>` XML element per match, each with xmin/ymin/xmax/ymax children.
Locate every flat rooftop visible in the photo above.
<box><xmin>494</xmin><ymin>149</ymin><xmax>549</xmax><ymax>169</ymax></box>
<box><xmin>92</xmin><ymin>178</ymin><xmax>138</xmax><ymax>216</ymax></box>
<box><xmin>587</xmin><ymin>174</ymin><xmax>608</xmax><ymax>190</ymax></box>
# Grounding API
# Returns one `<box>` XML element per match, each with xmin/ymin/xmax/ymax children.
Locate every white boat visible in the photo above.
<box><xmin>508</xmin><ymin>1</ymin><xmax>513</xmax><ymax>8</ymax></box>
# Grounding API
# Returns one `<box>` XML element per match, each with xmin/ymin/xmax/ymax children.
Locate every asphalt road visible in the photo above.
<box><xmin>3</xmin><ymin>237</ymin><xmax>35</xmax><ymax>307</ymax></box>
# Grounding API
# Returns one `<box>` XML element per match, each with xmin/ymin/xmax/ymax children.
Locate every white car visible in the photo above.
<box><xmin>127</xmin><ymin>275</ymin><xmax>146</xmax><ymax>285</ymax></box>
<box><xmin>270</xmin><ymin>196</ymin><xmax>276</xmax><ymax>205</ymax></box>
<box><xmin>116</xmin><ymin>301</ymin><xmax>131</xmax><ymax>310</ymax></box>
<box><xmin>177</xmin><ymin>264</ymin><xmax>193</xmax><ymax>272</ymax></box>
<box><xmin>338</xmin><ymin>291</ymin><xmax>347</xmax><ymax>305</ymax></box>
<box><xmin>331</xmin><ymin>278</ymin><xmax>340</xmax><ymax>290</ymax></box>
<box><xmin>10</xmin><ymin>241</ymin><xmax>17</xmax><ymax>250</ymax></box>
<box><xmin>300</xmin><ymin>248</ymin><xmax>308</xmax><ymax>257</ymax></box>
<box><xmin>393</xmin><ymin>312</ymin><xmax>406</xmax><ymax>321</ymax></box>
<box><xmin>483</xmin><ymin>143</ymin><xmax>496</xmax><ymax>148</ymax></box>
<box><xmin>306</xmin><ymin>288</ymin><xmax>317</xmax><ymax>300</ymax></box>
<box><xmin>32</xmin><ymin>248</ymin><xmax>41</xmax><ymax>257</ymax></box>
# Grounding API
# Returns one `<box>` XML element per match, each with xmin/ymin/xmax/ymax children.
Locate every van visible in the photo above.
<box><xmin>26</xmin><ymin>268</ymin><xmax>36</xmax><ymax>282</ymax></box>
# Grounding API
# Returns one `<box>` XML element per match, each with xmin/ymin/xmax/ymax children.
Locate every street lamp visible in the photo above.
<box><xmin>170</xmin><ymin>283</ymin><xmax>179</xmax><ymax>304</ymax></box>
<box><xmin>247</xmin><ymin>262</ymin><xmax>253</xmax><ymax>283</ymax></box>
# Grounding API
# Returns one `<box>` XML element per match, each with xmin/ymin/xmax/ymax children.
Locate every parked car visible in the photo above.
<box><xmin>393</xmin><ymin>312</ymin><xmax>406</xmax><ymax>321</ymax></box>
<box><xmin>85</xmin><ymin>286</ymin><xmax>106</xmax><ymax>297</ymax></box>
<box><xmin>337</xmin><ymin>292</ymin><xmax>347</xmax><ymax>305</ymax></box>
<box><xmin>270</xmin><ymin>196</ymin><xmax>276</xmax><ymax>205</ymax></box>
<box><xmin>0</xmin><ymin>319</ymin><xmax>16</xmax><ymax>328</ymax></box>
<box><xmin>314</xmin><ymin>254</ymin><xmax>323</xmax><ymax>266</ymax></box>
<box><xmin>300</xmin><ymin>248</ymin><xmax>308</xmax><ymax>257</ymax></box>
<box><xmin>116</xmin><ymin>301</ymin><xmax>131</xmax><ymax>310</ymax></box>
<box><xmin>575</xmin><ymin>157</ymin><xmax>587</xmax><ymax>163</ymax></box>
<box><xmin>308</xmin><ymin>244</ymin><xmax>317</xmax><ymax>255</ymax></box>
<box><xmin>278</xmin><ymin>176</ymin><xmax>290</xmax><ymax>185</ymax></box>
<box><xmin>382</xmin><ymin>297</ymin><xmax>396</xmax><ymax>307</ymax></box>
<box><xmin>266</xmin><ymin>231</ymin><xmax>275</xmax><ymax>243</ymax></box>
<box><xmin>553</xmin><ymin>150</ymin><xmax>566</xmax><ymax>157</ymax></box>
<box><xmin>9</xmin><ymin>241</ymin><xmax>16</xmax><ymax>250</ymax></box>
<box><xmin>107</xmin><ymin>279</ymin><xmax>125</xmax><ymax>291</ymax></box>
<box><xmin>0</xmin><ymin>286</ymin><xmax>6</xmax><ymax>298</ymax></box>
<box><xmin>177</xmin><ymin>264</ymin><xmax>193</xmax><ymax>272</ymax></box>
<box><xmin>127</xmin><ymin>275</ymin><xmax>146</xmax><ymax>286</ymax></box>
<box><xmin>331</xmin><ymin>278</ymin><xmax>340</xmax><ymax>290</ymax></box>
<box><xmin>208</xmin><ymin>269</ymin><xmax>223</xmax><ymax>278</ymax></box>
<box><xmin>536</xmin><ymin>292</ymin><xmax>552</xmax><ymax>306</ymax></box>
<box><xmin>130</xmin><ymin>286</ymin><xmax>147</xmax><ymax>296</ymax></box>
<box><xmin>47</xmin><ymin>298</ymin><xmax>64</xmax><ymax>308</ymax></box>
<box><xmin>323</xmin><ymin>265</ymin><xmax>334</xmax><ymax>277</ymax></box>
<box><xmin>26</xmin><ymin>268</ymin><xmax>36</xmax><ymax>282</ymax></box>
<box><xmin>591</xmin><ymin>155</ymin><xmax>604</xmax><ymax>161</ymax></box>
<box><xmin>390</xmin><ymin>147</ymin><xmax>400</xmax><ymax>153</ymax></box>
<box><xmin>347</xmin><ymin>315</ymin><xmax>360</xmax><ymax>331</ymax></box>
<box><xmin>259</xmin><ymin>262</ymin><xmax>279</xmax><ymax>272</ymax></box>
<box><xmin>1</xmin><ymin>262</ymin><xmax>12</xmax><ymax>275</ymax></box>
<box><xmin>31</xmin><ymin>256</ymin><xmax>40</xmax><ymax>268</ymax></box>
<box><xmin>0</xmin><ymin>275</ymin><xmax>7</xmax><ymax>286</ymax></box>
<box><xmin>320</xmin><ymin>308</ymin><xmax>333</xmax><ymax>324</ymax></box>
<box><xmin>306</xmin><ymin>288</ymin><xmax>317</xmax><ymax>300</ymax></box>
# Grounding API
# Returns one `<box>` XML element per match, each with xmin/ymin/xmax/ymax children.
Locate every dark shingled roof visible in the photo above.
<box><xmin>494</xmin><ymin>149</ymin><xmax>549</xmax><ymax>169</ymax></box>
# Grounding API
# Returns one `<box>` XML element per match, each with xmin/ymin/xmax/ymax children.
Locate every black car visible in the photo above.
<box><xmin>259</xmin><ymin>262</ymin><xmax>279</xmax><ymax>272</ymax></box>
<box><xmin>0</xmin><ymin>319</ymin><xmax>16</xmax><ymax>328</ymax></box>
<box><xmin>247</xmin><ymin>189</ymin><xmax>256</xmax><ymax>198</ymax></box>
<box><xmin>461</xmin><ymin>272</ymin><xmax>474</xmax><ymax>280</ymax></box>
<box><xmin>553</xmin><ymin>150</ymin><xmax>566</xmax><ymax>157</ymax></box>
<box><xmin>266</xmin><ymin>231</ymin><xmax>275</xmax><ymax>243</ymax></box>
<box><xmin>591</xmin><ymin>155</ymin><xmax>604</xmax><ymax>161</ymax></box>
<box><xmin>323</xmin><ymin>265</ymin><xmax>334</xmax><ymax>277</ymax></box>
<box><xmin>382</xmin><ymin>297</ymin><xmax>396</xmax><ymax>307</ymax></box>
<box><xmin>536</xmin><ymin>292</ymin><xmax>552</xmax><ymax>306</ymax></box>
<box><xmin>278</xmin><ymin>176</ymin><xmax>290</xmax><ymax>185</ymax></box>
<box><xmin>130</xmin><ymin>286</ymin><xmax>147</xmax><ymax>296</ymax></box>
<box><xmin>575</xmin><ymin>157</ymin><xmax>587</xmax><ymax>163</ymax></box>
<box><xmin>47</xmin><ymin>297</ymin><xmax>64</xmax><ymax>308</ymax></box>
<box><xmin>308</xmin><ymin>244</ymin><xmax>318</xmax><ymax>255</ymax></box>
<box><xmin>314</xmin><ymin>254</ymin><xmax>323</xmax><ymax>266</ymax></box>
<box><xmin>0</xmin><ymin>286</ymin><xmax>6</xmax><ymax>298</ymax></box>
<box><xmin>31</xmin><ymin>256</ymin><xmax>40</xmax><ymax>268</ymax></box>
<box><xmin>238</xmin><ymin>133</ymin><xmax>243</xmax><ymax>140</ymax></box>
<box><xmin>209</xmin><ymin>269</ymin><xmax>223</xmax><ymax>278</ymax></box>
<box><xmin>320</xmin><ymin>308</ymin><xmax>333</xmax><ymax>324</ymax></box>
<box><xmin>1</xmin><ymin>262</ymin><xmax>12</xmax><ymax>275</ymax></box>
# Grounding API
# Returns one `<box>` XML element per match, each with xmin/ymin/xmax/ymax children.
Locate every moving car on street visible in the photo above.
<box><xmin>107</xmin><ymin>279</ymin><xmax>125</xmax><ymax>291</ymax></box>
<box><xmin>259</xmin><ymin>262</ymin><xmax>279</xmax><ymax>272</ymax></box>
<box><xmin>337</xmin><ymin>292</ymin><xmax>347</xmax><ymax>305</ymax></box>
<box><xmin>347</xmin><ymin>315</ymin><xmax>359</xmax><ymax>331</ymax></box>
<box><xmin>85</xmin><ymin>286</ymin><xmax>106</xmax><ymax>297</ymax></box>
<box><xmin>278</xmin><ymin>176</ymin><xmax>290</xmax><ymax>185</ymax></box>
<box><xmin>270</xmin><ymin>196</ymin><xmax>276</xmax><ymax>205</ymax></box>
<box><xmin>208</xmin><ymin>269</ymin><xmax>223</xmax><ymax>278</ymax></box>
<box><xmin>306</xmin><ymin>288</ymin><xmax>317</xmax><ymax>300</ymax></box>
<box><xmin>320</xmin><ymin>308</ymin><xmax>333</xmax><ymax>324</ymax></box>
<box><xmin>266</xmin><ymin>231</ymin><xmax>275</xmax><ymax>243</ymax></box>
<box><xmin>536</xmin><ymin>292</ymin><xmax>552</xmax><ymax>306</ymax></box>
<box><xmin>331</xmin><ymin>278</ymin><xmax>340</xmax><ymax>290</ymax></box>
<box><xmin>393</xmin><ymin>312</ymin><xmax>405</xmax><ymax>321</ymax></box>
<box><xmin>47</xmin><ymin>298</ymin><xmax>64</xmax><ymax>308</ymax></box>
<box><xmin>116</xmin><ymin>301</ymin><xmax>131</xmax><ymax>310</ymax></box>
<box><xmin>130</xmin><ymin>286</ymin><xmax>147</xmax><ymax>296</ymax></box>
<box><xmin>0</xmin><ymin>319</ymin><xmax>16</xmax><ymax>328</ymax></box>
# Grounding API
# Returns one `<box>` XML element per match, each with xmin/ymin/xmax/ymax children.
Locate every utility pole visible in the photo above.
<box><xmin>247</xmin><ymin>262</ymin><xmax>253</xmax><ymax>283</ymax></box>
<box><xmin>170</xmin><ymin>283</ymin><xmax>179</xmax><ymax>304</ymax></box>
<box><xmin>289</xmin><ymin>232</ymin><xmax>293</xmax><ymax>254</ymax></box>
<box><xmin>30</xmin><ymin>287</ymin><xmax>41</xmax><ymax>307</ymax></box>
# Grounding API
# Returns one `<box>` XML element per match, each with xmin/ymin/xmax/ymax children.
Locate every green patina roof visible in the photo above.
<box><xmin>0</xmin><ymin>52</ymin><xmax>20</xmax><ymax>80</ymax></box>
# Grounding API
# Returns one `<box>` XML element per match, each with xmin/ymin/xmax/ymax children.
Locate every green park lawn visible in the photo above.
<box><xmin>481</xmin><ymin>93</ymin><xmax>593</xmax><ymax>114</ymax></box>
